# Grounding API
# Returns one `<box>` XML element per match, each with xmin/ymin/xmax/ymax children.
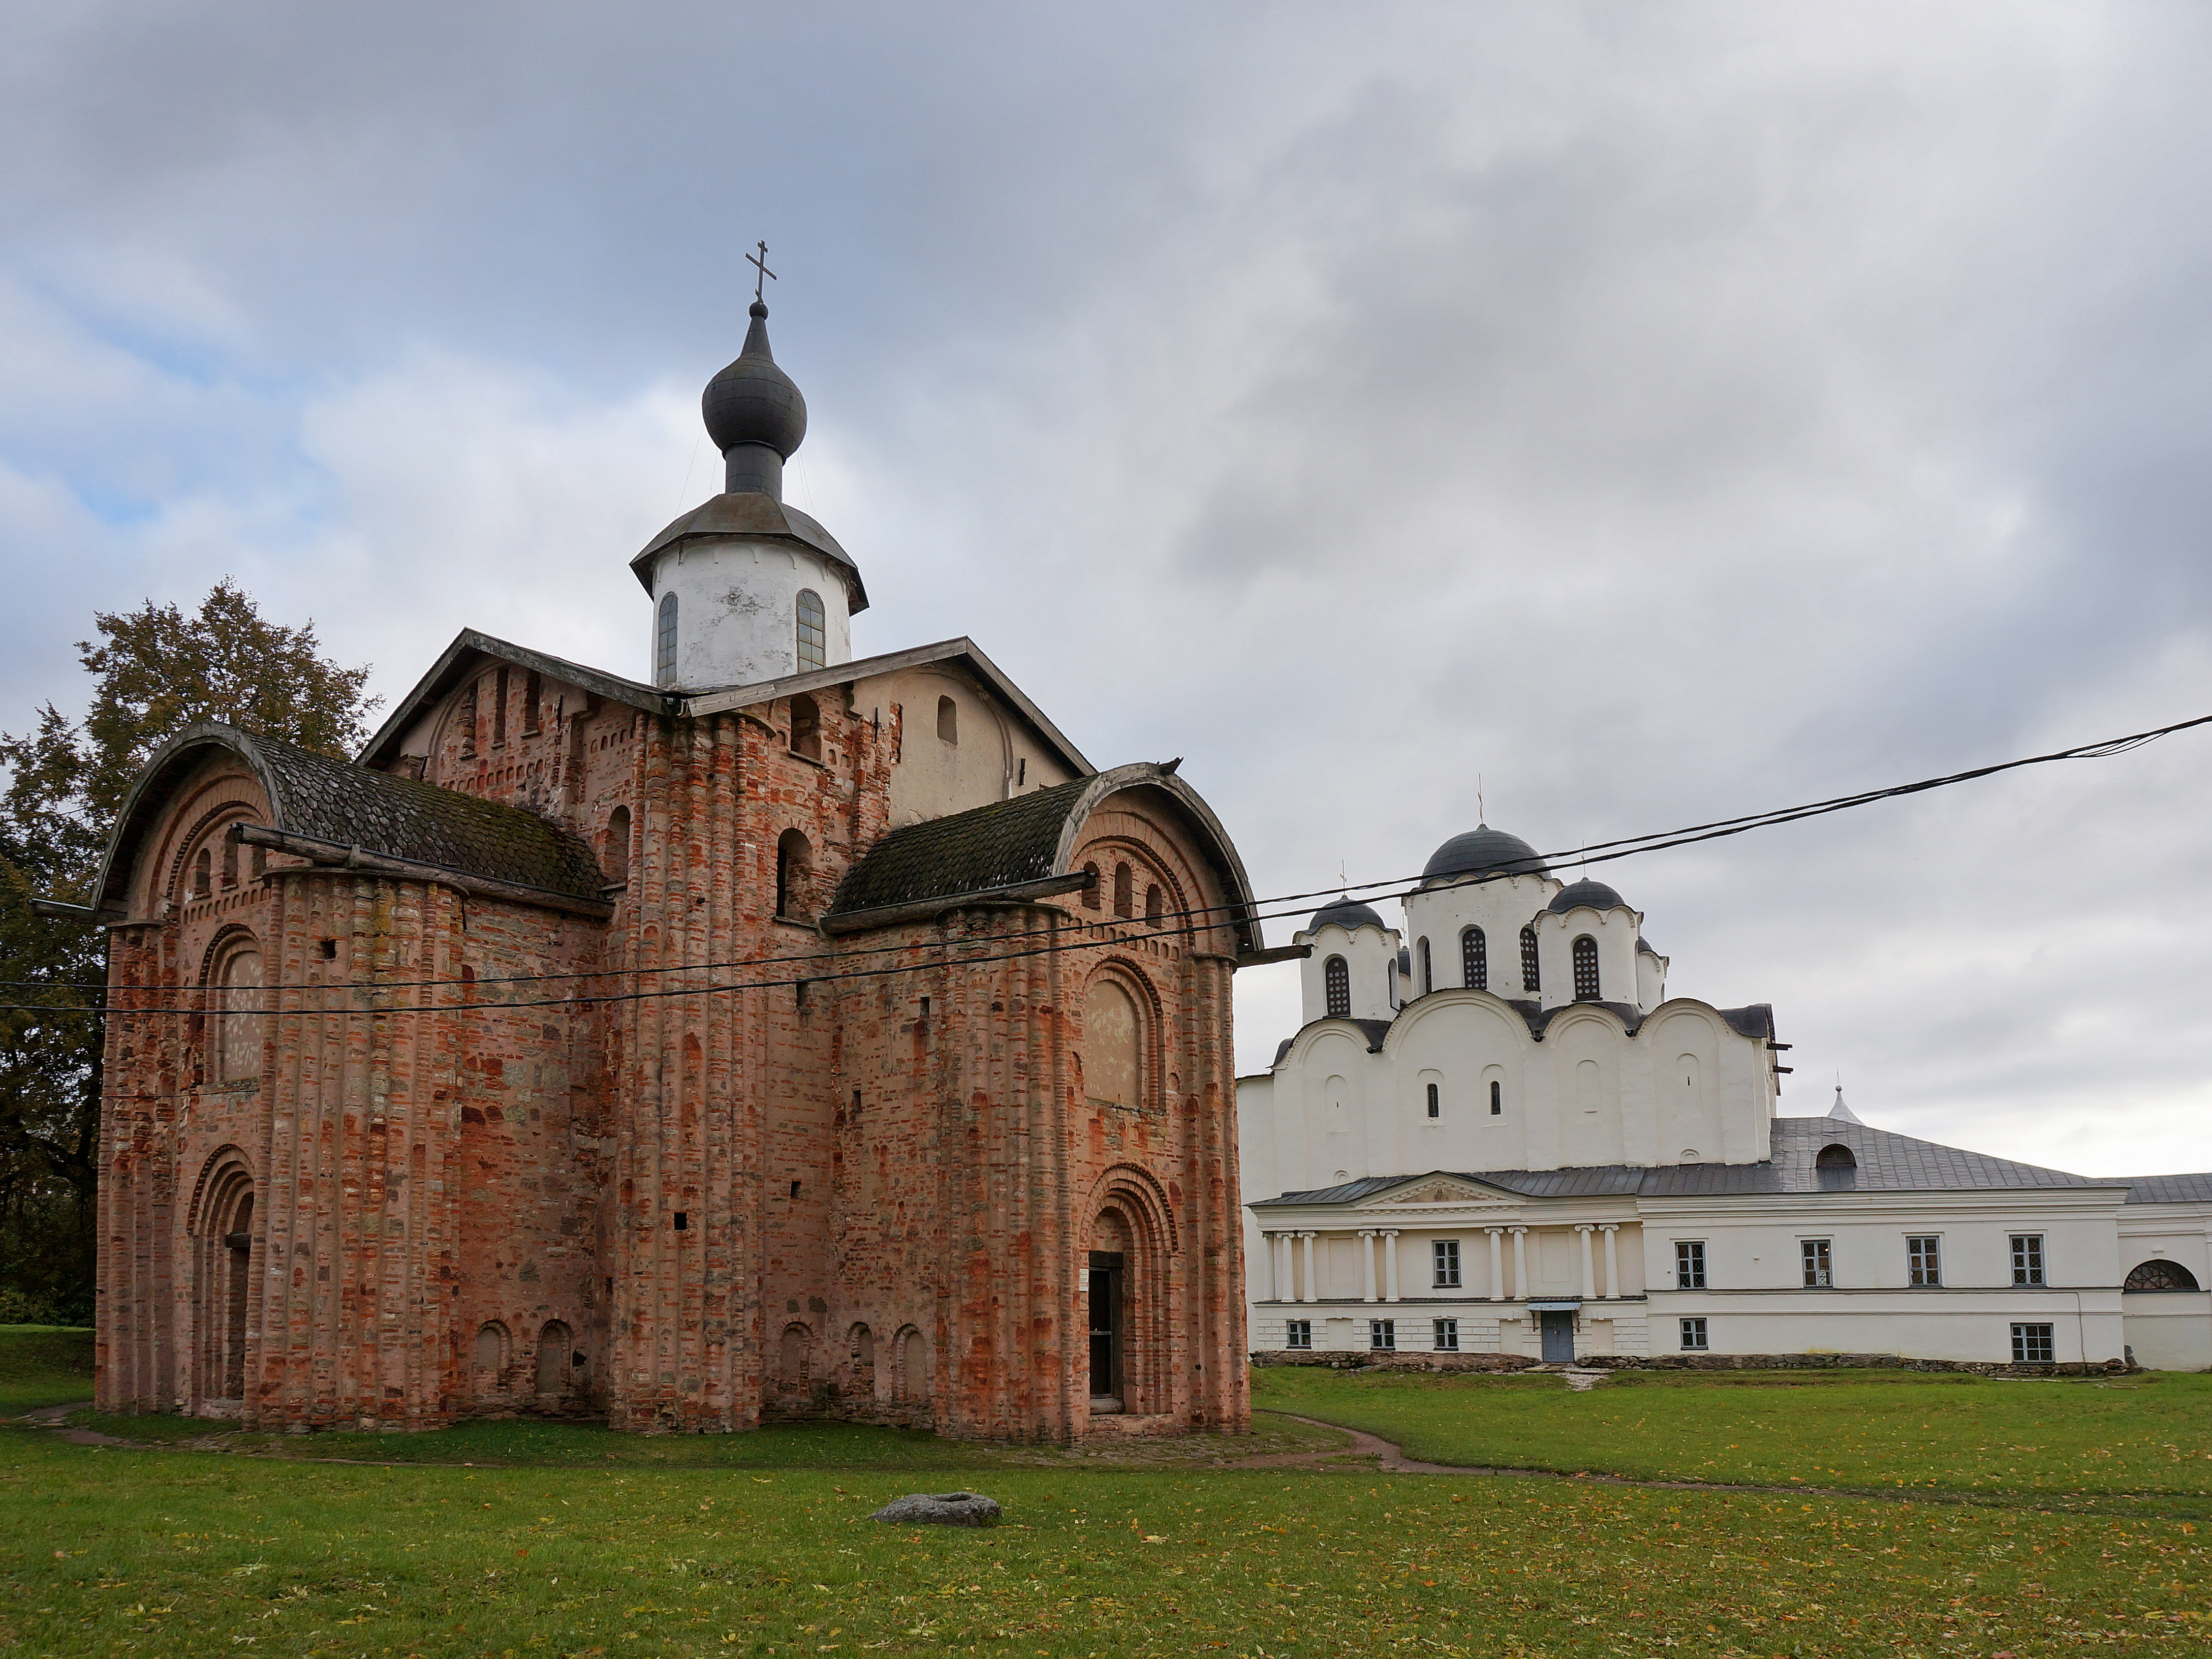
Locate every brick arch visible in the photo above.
<box><xmin>163</xmin><ymin>799</ymin><xmax>258</xmax><ymax>911</ymax></box>
<box><xmin>185</xmin><ymin>1145</ymin><xmax>258</xmax><ymax>1412</ymax></box>
<box><xmin>1078</xmin><ymin>958</ymin><xmax>1165</xmax><ymax>1114</ymax></box>
<box><xmin>1085</xmin><ymin>1161</ymin><xmax>1181</xmax><ymax>1259</ymax></box>
<box><xmin>1072</xmin><ymin>830</ymin><xmax>1195</xmax><ymax>936</ymax></box>
<box><xmin>1085</xmin><ymin>1163</ymin><xmax>1180</xmax><ymax>1417</ymax></box>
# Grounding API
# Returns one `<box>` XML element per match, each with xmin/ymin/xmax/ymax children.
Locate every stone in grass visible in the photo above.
<box><xmin>869</xmin><ymin>1491</ymin><xmax>1002</xmax><ymax>1527</ymax></box>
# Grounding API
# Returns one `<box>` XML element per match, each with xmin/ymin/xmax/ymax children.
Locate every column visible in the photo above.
<box><xmin>1382</xmin><ymin>1231</ymin><xmax>1401</xmax><ymax>1302</ymax></box>
<box><xmin>1359</xmin><ymin>1231</ymin><xmax>1378</xmax><ymax>1303</ymax></box>
<box><xmin>1276</xmin><ymin>1233</ymin><xmax>1294</xmax><ymax>1302</ymax></box>
<box><xmin>1601</xmin><ymin>1224</ymin><xmax>1620</xmax><ymax>1300</ymax></box>
<box><xmin>1258</xmin><ymin>1232</ymin><xmax>1277</xmax><ymax>1301</ymax></box>
<box><xmin>1510</xmin><ymin>1226</ymin><xmax>1528</xmax><ymax>1300</ymax></box>
<box><xmin>1299</xmin><ymin>1232</ymin><xmax>1318</xmax><ymax>1303</ymax></box>
<box><xmin>1485</xmin><ymin>1227</ymin><xmax>1505</xmax><ymax>1300</ymax></box>
<box><xmin>1576</xmin><ymin>1224</ymin><xmax>1597</xmax><ymax>1300</ymax></box>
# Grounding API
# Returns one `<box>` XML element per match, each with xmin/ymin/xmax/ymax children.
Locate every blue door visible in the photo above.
<box><xmin>1540</xmin><ymin>1310</ymin><xmax>1575</xmax><ymax>1362</ymax></box>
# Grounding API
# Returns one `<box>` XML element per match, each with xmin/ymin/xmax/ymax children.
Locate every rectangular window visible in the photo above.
<box><xmin>1680</xmin><ymin>1316</ymin><xmax>1708</xmax><ymax>1351</ymax></box>
<box><xmin>1433</xmin><ymin>1318</ymin><xmax>1459</xmax><ymax>1352</ymax></box>
<box><xmin>2010</xmin><ymin>1234</ymin><xmax>2045</xmax><ymax>1287</ymax></box>
<box><xmin>1285</xmin><ymin>1319</ymin><xmax>1312</xmax><ymax>1351</ymax></box>
<box><xmin>1801</xmin><ymin>1238</ymin><xmax>1832</xmax><ymax>1288</ymax></box>
<box><xmin>1907</xmin><ymin>1235</ymin><xmax>1943</xmax><ymax>1287</ymax></box>
<box><xmin>1675</xmin><ymin>1240</ymin><xmax>1706</xmax><ymax>1289</ymax></box>
<box><xmin>2011</xmin><ymin>1322</ymin><xmax>2054</xmax><ymax>1364</ymax></box>
<box><xmin>1369</xmin><ymin>1319</ymin><xmax>1395</xmax><ymax>1351</ymax></box>
<box><xmin>1432</xmin><ymin>1240</ymin><xmax>1461</xmax><ymax>1288</ymax></box>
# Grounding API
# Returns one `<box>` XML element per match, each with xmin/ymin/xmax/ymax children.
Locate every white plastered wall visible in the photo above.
<box><xmin>647</xmin><ymin>535</ymin><xmax>854</xmax><ymax>690</ymax></box>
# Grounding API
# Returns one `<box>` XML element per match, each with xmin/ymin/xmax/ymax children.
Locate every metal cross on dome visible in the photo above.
<box><xmin>747</xmin><ymin>240</ymin><xmax>777</xmax><ymax>304</ymax></box>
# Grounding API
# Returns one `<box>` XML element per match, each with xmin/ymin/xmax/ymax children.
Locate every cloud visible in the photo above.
<box><xmin>3</xmin><ymin>1</ymin><xmax>2211</xmax><ymax>1174</ymax></box>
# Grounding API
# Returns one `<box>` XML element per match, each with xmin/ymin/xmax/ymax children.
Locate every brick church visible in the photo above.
<box><xmin>51</xmin><ymin>293</ymin><xmax>1262</xmax><ymax>1440</ymax></box>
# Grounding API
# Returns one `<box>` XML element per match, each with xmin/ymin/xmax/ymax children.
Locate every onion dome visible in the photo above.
<box><xmin>702</xmin><ymin>301</ymin><xmax>807</xmax><ymax>496</ymax></box>
<box><xmin>1547</xmin><ymin>877</ymin><xmax>1628</xmax><ymax>914</ymax></box>
<box><xmin>1421</xmin><ymin>824</ymin><xmax>1548</xmax><ymax>883</ymax></box>
<box><xmin>1306</xmin><ymin>894</ymin><xmax>1387</xmax><ymax>934</ymax></box>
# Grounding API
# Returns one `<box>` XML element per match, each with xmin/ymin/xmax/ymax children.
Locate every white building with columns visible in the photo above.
<box><xmin>1237</xmin><ymin>826</ymin><xmax>2212</xmax><ymax>1370</ymax></box>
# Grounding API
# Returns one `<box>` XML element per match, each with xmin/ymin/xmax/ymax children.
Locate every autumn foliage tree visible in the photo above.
<box><xmin>0</xmin><ymin>581</ymin><xmax>377</xmax><ymax>1322</ymax></box>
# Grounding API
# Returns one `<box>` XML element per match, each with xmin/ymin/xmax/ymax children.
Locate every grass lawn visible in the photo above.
<box><xmin>0</xmin><ymin>1326</ymin><xmax>93</xmax><ymax>1415</ymax></box>
<box><xmin>4</xmin><ymin>1334</ymin><xmax>2210</xmax><ymax>1656</ymax></box>
<box><xmin>1254</xmin><ymin>1363</ymin><xmax>2212</xmax><ymax>1503</ymax></box>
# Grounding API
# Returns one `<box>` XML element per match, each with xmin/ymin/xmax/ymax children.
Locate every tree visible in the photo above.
<box><xmin>0</xmin><ymin>580</ymin><xmax>379</xmax><ymax>1323</ymax></box>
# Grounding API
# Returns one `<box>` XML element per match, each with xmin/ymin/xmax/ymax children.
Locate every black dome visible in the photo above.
<box><xmin>1422</xmin><ymin>825</ymin><xmax>1548</xmax><ymax>883</ymax></box>
<box><xmin>1306</xmin><ymin>895</ymin><xmax>1387</xmax><ymax>934</ymax></box>
<box><xmin>1548</xmin><ymin>877</ymin><xmax>1628</xmax><ymax>914</ymax></box>
<box><xmin>702</xmin><ymin>302</ymin><xmax>807</xmax><ymax>460</ymax></box>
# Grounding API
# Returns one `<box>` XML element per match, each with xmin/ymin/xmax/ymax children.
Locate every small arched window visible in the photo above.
<box><xmin>1462</xmin><ymin>926</ymin><xmax>1487</xmax><ymax>990</ymax></box>
<box><xmin>1324</xmin><ymin>955</ymin><xmax>1351</xmax><ymax>1019</ymax></box>
<box><xmin>1113</xmin><ymin>863</ymin><xmax>1134</xmax><ymax>919</ymax></box>
<box><xmin>1815</xmin><ymin>1142</ymin><xmax>1857</xmax><ymax>1190</ymax></box>
<box><xmin>656</xmin><ymin>591</ymin><xmax>680</xmax><ymax>686</ymax></box>
<box><xmin>1081</xmin><ymin>861</ymin><xmax>1101</xmax><ymax>911</ymax></box>
<box><xmin>936</xmin><ymin>695</ymin><xmax>958</xmax><ymax>744</ymax></box>
<box><xmin>775</xmin><ymin>828</ymin><xmax>812</xmax><ymax>919</ymax></box>
<box><xmin>1144</xmin><ymin>882</ymin><xmax>1163</xmax><ymax>921</ymax></box>
<box><xmin>1519</xmin><ymin>926</ymin><xmax>1540</xmax><ymax>993</ymax></box>
<box><xmin>192</xmin><ymin>847</ymin><xmax>212</xmax><ymax>898</ymax></box>
<box><xmin>1489</xmin><ymin>1079</ymin><xmax>1503</xmax><ymax>1116</ymax></box>
<box><xmin>604</xmin><ymin>804</ymin><xmax>631</xmax><ymax>887</ymax></box>
<box><xmin>2125</xmin><ymin>1258</ymin><xmax>2201</xmax><ymax>1292</ymax></box>
<box><xmin>458</xmin><ymin>676</ymin><xmax>479</xmax><ymax>758</ymax></box>
<box><xmin>789</xmin><ymin>693</ymin><xmax>822</xmax><ymax>762</ymax></box>
<box><xmin>213</xmin><ymin>940</ymin><xmax>263</xmax><ymax>1083</ymax></box>
<box><xmin>1572</xmin><ymin>935</ymin><xmax>1600</xmax><ymax>1001</ymax></box>
<box><xmin>1425</xmin><ymin>1082</ymin><xmax>1440</xmax><ymax>1119</ymax></box>
<box><xmin>536</xmin><ymin>1320</ymin><xmax>572</xmax><ymax>1396</ymax></box>
<box><xmin>1418</xmin><ymin>937</ymin><xmax>1432</xmax><ymax>995</ymax></box>
<box><xmin>795</xmin><ymin>588</ymin><xmax>826</xmax><ymax>672</ymax></box>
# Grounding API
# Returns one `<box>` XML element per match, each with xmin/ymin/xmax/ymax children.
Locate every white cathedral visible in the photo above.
<box><xmin>1236</xmin><ymin>826</ymin><xmax>2212</xmax><ymax>1371</ymax></box>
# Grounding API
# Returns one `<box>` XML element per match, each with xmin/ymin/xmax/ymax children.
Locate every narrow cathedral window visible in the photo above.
<box><xmin>522</xmin><ymin>670</ymin><xmax>542</xmax><ymax>735</ymax></box>
<box><xmin>1324</xmin><ymin>955</ymin><xmax>1350</xmax><ymax>1019</ymax></box>
<box><xmin>1433</xmin><ymin>1318</ymin><xmax>1459</xmax><ymax>1351</ymax></box>
<box><xmin>458</xmin><ymin>676</ymin><xmax>478</xmax><ymax>757</ymax></box>
<box><xmin>656</xmin><ymin>592</ymin><xmax>679</xmax><ymax>686</ymax></box>
<box><xmin>604</xmin><ymin>805</ymin><xmax>631</xmax><ymax>887</ymax></box>
<box><xmin>936</xmin><ymin>695</ymin><xmax>957</xmax><ymax>744</ymax></box>
<box><xmin>796</xmin><ymin>588</ymin><xmax>826</xmax><ymax>672</ymax></box>
<box><xmin>775</xmin><ymin>828</ymin><xmax>812</xmax><ymax>919</ymax></box>
<box><xmin>789</xmin><ymin>693</ymin><xmax>822</xmax><ymax>762</ymax></box>
<box><xmin>1519</xmin><ymin>926</ymin><xmax>1540</xmax><ymax>993</ymax></box>
<box><xmin>2010</xmin><ymin>1234</ymin><xmax>2045</xmax><ymax>1287</ymax></box>
<box><xmin>1425</xmin><ymin>1082</ymin><xmax>1440</xmax><ymax>1119</ymax></box>
<box><xmin>193</xmin><ymin>848</ymin><xmax>212</xmax><ymax>898</ymax></box>
<box><xmin>1572</xmin><ymin>934</ymin><xmax>1600</xmax><ymax>1001</ymax></box>
<box><xmin>1418</xmin><ymin>937</ymin><xmax>1432</xmax><ymax>995</ymax></box>
<box><xmin>1489</xmin><ymin>1080</ymin><xmax>1502</xmax><ymax>1115</ymax></box>
<box><xmin>1081</xmin><ymin>862</ymin><xmax>1101</xmax><ymax>910</ymax></box>
<box><xmin>1113</xmin><ymin>863</ymin><xmax>1134</xmax><ymax>918</ymax></box>
<box><xmin>1462</xmin><ymin>926</ymin><xmax>1486</xmax><ymax>990</ymax></box>
<box><xmin>493</xmin><ymin>665</ymin><xmax>509</xmax><ymax>748</ymax></box>
<box><xmin>1145</xmin><ymin>883</ymin><xmax>1163</xmax><ymax>921</ymax></box>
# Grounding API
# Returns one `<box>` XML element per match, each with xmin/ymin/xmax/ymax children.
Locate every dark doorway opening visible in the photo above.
<box><xmin>1087</xmin><ymin>1250</ymin><xmax>1124</xmax><ymax>1411</ymax></box>
<box><xmin>1539</xmin><ymin>1309</ymin><xmax>1576</xmax><ymax>1363</ymax></box>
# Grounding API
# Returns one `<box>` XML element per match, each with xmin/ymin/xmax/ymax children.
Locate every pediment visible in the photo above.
<box><xmin>1356</xmin><ymin>1175</ymin><xmax>1509</xmax><ymax>1209</ymax></box>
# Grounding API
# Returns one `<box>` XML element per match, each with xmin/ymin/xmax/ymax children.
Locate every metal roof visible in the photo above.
<box><xmin>2121</xmin><ymin>1173</ymin><xmax>2212</xmax><ymax>1204</ymax></box>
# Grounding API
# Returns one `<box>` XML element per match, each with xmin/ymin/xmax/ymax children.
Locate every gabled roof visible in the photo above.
<box><xmin>361</xmin><ymin>631</ymin><xmax>1095</xmax><ymax>784</ymax></box>
<box><xmin>683</xmin><ymin>636</ymin><xmax>1092</xmax><ymax>778</ymax></box>
<box><xmin>77</xmin><ymin>724</ymin><xmax>605</xmax><ymax>922</ymax></box>
<box><xmin>1252</xmin><ymin>1117</ymin><xmax>2126</xmax><ymax>1208</ymax></box>
<box><xmin>825</xmin><ymin>761</ymin><xmax>1262</xmax><ymax>951</ymax></box>
<box><xmin>360</xmin><ymin>630</ymin><xmax>668</xmax><ymax>768</ymax></box>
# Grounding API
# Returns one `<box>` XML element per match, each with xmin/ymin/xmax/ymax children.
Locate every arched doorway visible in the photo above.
<box><xmin>190</xmin><ymin>1151</ymin><xmax>256</xmax><ymax>1416</ymax></box>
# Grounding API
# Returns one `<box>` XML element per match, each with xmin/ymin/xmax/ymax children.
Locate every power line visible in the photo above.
<box><xmin>4</xmin><ymin>704</ymin><xmax>2206</xmax><ymax>1017</ymax></box>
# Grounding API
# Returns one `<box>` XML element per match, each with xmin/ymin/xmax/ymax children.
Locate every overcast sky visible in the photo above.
<box><xmin>6</xmin><ymin>2</ymin><xmax>2210</xmax><ymax>1176</ymax></box>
